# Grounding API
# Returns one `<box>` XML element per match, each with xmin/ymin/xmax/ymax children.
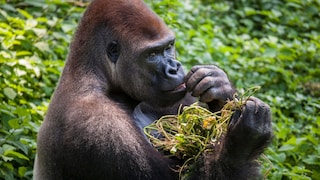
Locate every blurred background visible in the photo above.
<box><xmin>0</xmin><ymin>0</ymin><xmax>319</xmax><ymax>179</ymax></box>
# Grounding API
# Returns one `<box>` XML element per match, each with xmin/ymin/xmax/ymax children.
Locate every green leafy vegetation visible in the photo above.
<box><xmin>0</xmin><ymin>0</ymin><xmax>319</xmax><ymax>179</ymax></box>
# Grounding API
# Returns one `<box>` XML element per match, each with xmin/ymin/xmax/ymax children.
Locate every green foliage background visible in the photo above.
<box><xmin>0</xmin><ymin>0</ymin><xmax>319</xmax><ymax>179</ymax></box>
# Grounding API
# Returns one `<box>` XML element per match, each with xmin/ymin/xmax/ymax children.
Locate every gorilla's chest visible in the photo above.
<box><xmin>132</xmin><ymin>103</ymin><xmax>158</xmax><ymax>130</ymax></box>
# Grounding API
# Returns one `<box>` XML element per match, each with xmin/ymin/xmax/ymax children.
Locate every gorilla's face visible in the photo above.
<box><xmin>109</xmin><ymin>32</ymin><xmax>187</xmax><ymax>107</ymax></box>
<box><xmin>140</xmin><ymin>35</ymin><xmax>187</xmax><ymax>106</ymax></box>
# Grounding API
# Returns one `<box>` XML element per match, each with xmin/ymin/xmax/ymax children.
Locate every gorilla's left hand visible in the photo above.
<box><xmin>184</xmin><ymin>65</ymin><xmax>235</xmax><ymax>112</ymax></box>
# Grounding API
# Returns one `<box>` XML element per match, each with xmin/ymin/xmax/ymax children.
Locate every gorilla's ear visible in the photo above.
<box><xmin>107</xmin><ymin>41</ymin><xmax>120</xmax><ymax>63</ymax></box>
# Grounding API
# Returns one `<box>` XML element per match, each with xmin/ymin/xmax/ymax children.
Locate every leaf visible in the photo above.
<box><xmin>170</xmin><ymin>146</ymin><xmax>177</xmax><ymax>154</ymax></box>
<box><xmin>3</xmin><ymin>87</ymin><xmax>17</xmax><ymax>100</ymax></box>
<box><xmin>18</xmin><ymin>166</ymin><xmax>27</xmax><ymax>177</ymax></box>
<box><xmin>275</xmin><ymin>153</ymin><xmax>286</xmax><ymax>163</ymax></box>
<box><xmin>0</xmin><ymin>5</ymin><xmax>15</xmax><ymax>13</ymax></box>
<box><xmin>2</xmin><ymin>162</ymin><xmax>14</xmax><ymax>170</ymax></box>
<box><xmin>280</xmin><ymin>47</ymin><xmax>294</xmax><ymax>57</ymax></box>
<box><xmin>32</xmin><ymin>28</ymin><xmax>47</xmax><ymax>37</ymax></box>
<box><xmin>17</xmin><ymin>9</ymin><xmax>33</xmax><ymax>19</ymax></box>
<box><xmin>25</xmin><ymin>19</ymin><xmax>37</xmax><ymax>28</ymax></box>
<box><xmin>9</xmin><ymin>141</ymin><xmax>29</xmax><ymax>155</ymax></box>
<box><xmin>1</xmin><ymin>155</ymin><xmax>14</xmax><ymax>162</ymax></box>
<box><xmin>16</xmin><ymin>51</ymin><xmax>32</xmax><ymax>57</ymax></box>
<box><xmin>62</xmin><ymin>24</ymin><xmax>76</xmax><ymax>33</ymax></box>
<box><xmin>14</xmin><ymin>107</ymin><xmax>29</xmax><ymax>117</ymax></box>
<box><xmin>278</xmin><ymin>144</ymin><xmax>295</xmax><ymax>152</ymax></box>
<box><xmin>303</xmin><ymin>155</ymin><xmax>320</xmax><ymax>165</ymax></box>
<box><xmin>2</xmin><ymin>144</ymin><xmax>15</xmax><ymax>152</ymax></box>
<box><xmin>244</xmin><ymin>7</ymin><xmax>257</xmax><ymax>16</ymax></box>
<box><xmin>4</xmin><ymin>149</ymin><xmax>29</xmax><ymax>161</ymax></box>
<box><xmin>34</xmin><ymin>41</ymin><xmax>51</xmax><ymax>52</ymax></box>
<box><xmin>264</xmin><ymin>47</ymin><xmax>277</xmax><ymax>58</ymax></box>
<box><xmin>8</xmin><ymin>119</ymin><xmax>20</xmax><ymax>129</ymax></box>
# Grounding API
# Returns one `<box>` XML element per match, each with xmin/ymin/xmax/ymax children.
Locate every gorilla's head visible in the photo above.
<box><xmin>71</xmin><ymin>0</ymin><xmax>187</xmax><ymax>107</ymax></box>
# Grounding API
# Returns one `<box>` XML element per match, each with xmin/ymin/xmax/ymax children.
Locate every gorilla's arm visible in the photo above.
<box><xmin>185</xmin><ymin>65</ymin><xmax>272</xmax><ymax>179</ymax></box>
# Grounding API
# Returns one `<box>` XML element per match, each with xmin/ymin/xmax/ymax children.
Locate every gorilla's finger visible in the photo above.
<box><xmin>199</xmin><ymin>86</ymin><xmax>234</xmax><ymax>103</ymax></box>
<box><xmin>184</xmin><ymin>65</ymin><xmax>221</xmax><ymax>83</ymax></box>
<box><xmin>192</xmin><ymin>76</ymin><xmax>224</xmax><ymax>97</ymax></box>
<box><xmin>184</xmin><ymin>66</ymin><xmax>204</xmax><ymax>84</ymax></box>
<box><xmin>190</xmin><ymin>65</ymin><xmax>220</xmax><ymax>72</ymax></box>
<box><xmin>185</xmin><ymin>68</ymin><xmax>214</xmax><ymax>92</ymax></box>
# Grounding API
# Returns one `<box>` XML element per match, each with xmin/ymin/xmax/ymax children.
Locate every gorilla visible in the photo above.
<box><xmin>34</xmin><ymin>0</ymin><xmax>272</xmax><ymax>179</ymax></box>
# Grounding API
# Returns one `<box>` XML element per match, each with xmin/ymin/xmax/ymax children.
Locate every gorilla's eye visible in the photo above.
<box><xmin>150</xmin><ymin>52</ymin><xmax>156</xmax><ymax>57</ymax></box>
<box><xmin>107</xmin><ymin>41</ymin><xmax>120</xmax><ymax>63</ymax></box>
<box><xmin>165</xmin><ymin>42</ymin><xmax>174</xmax><ymax>51</ymax></box>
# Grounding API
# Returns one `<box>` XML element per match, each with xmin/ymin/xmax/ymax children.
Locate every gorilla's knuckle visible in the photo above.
<box><xmin>190</xmin><ymin>65</ymin><xmax>202</xmax><ymax>72</ymax></box>
<box><xmin>216</xmin><ymin>68</ymin><xmax>227</xmax><ymax>76</ymax></box>
<box><xmin>200</xmin><ymin>88</ymin><xmax>216</xmax><ymax>101</ymax></box>
<box><xmin>239</xmin><ymin>101</ymin><xmax>272</xmax><ymax>137</ymax></box>
<box><xmin>223</xmin><ymin>86</ymin><xmax>234</xmax><ymax>99</ymax></box>
<box><xmin>244</xmin><ymin>97</ymin><xmax>270</xmax><ymax>112</ymax></box>
<box><xmin>198</xmin><ymin>68</ymin><xmax>212</xmax><ymax>76</ymax></box>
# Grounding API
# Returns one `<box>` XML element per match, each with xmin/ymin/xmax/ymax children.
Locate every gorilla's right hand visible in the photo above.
<box><xmin>221</xmin><ymin>97</ymin><xmax>273</xmax><ymax>164</ymax></box>
<box><xmin>184</xmin><ymin>66</ymin><xmax>272</xmax><ymax>179</ymax></box>
<box><xmin>184</xmin><ymin>65</ymin><xmax>235</xmax><ymax>112</ymax></box>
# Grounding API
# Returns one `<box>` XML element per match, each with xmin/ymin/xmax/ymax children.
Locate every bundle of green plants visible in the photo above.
<box><xmin>144</xmin><ymin>86</ymin><xmax>260</xmax><ymax>177</ymax></box>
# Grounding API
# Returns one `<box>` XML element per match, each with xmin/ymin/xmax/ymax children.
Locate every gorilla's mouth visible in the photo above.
<box><xmin>174</xmin><ymin>83</ymin><xmax>186</xmax><ymax>91</ymax></box>
<box><xmin>165</xmin><ymin>83</ymin><xmax>187</xmax><ymax>94</ymax></box>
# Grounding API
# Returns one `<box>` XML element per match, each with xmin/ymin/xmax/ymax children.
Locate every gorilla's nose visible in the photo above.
<box><xmin>165</xmin><ymin>59</ymin><xmax>181</xmax><ymax>76</ymax></box>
